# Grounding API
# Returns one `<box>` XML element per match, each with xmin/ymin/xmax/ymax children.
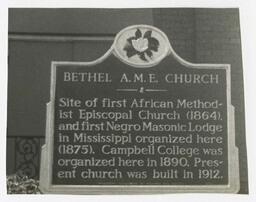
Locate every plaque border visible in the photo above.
<box><xmin>40</xmin><ymin>25</ymin><xmax>240</xmax><ymax>194</ymax></box>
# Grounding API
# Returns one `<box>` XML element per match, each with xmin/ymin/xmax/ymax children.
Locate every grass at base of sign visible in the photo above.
<box><xmin>7</xmin><ymin>172</ymin><xmax>42</xmax><ymax>194</ymax></box>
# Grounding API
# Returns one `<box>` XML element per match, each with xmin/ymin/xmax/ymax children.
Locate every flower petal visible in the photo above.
<box><xmin>123</xmin><ymin>43</ymin><xmax>138</xmax><ymax>58</ymax></box>
<box><xmin>148</xmin><ymin>37</ymin><xmax>159</xmax><ymax>52</ymax></box>
<box><xmin>126</xmin><ymin>36</ymin><xmax>136</xmax><ymax>44</ymax></box>
<box><xmin>139</xmin><ymin>53</ymin><xmax>147</xmax><ymax>61</ymax></box>
<box><xmin>145</xmin><ymin>49</ymin><xmax>153</xmax><ymax>58</ymax></box>
<box><xmin>135</xmin><ymin>29</ymin><xmax>142</xmax><ymax>39</ymax></box>
<box><xmin>143</xmin><ymin>30</ymin><xmax>152</xmax><ymax>38</ymax></box>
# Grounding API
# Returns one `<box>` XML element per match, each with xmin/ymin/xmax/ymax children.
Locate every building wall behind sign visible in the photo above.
<box><xmin>7</xmin><ymin>8</ymin><xmax>247</xmax><ymax>194</ymax></box>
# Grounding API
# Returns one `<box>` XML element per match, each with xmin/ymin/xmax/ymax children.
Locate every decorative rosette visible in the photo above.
<box><xmin>123</xmin><ymin>29</ymin><xmax>160</xmax><ymax>61</ymax></box>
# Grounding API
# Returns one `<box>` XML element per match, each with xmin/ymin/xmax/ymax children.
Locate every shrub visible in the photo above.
<box><xmin>7</xmin><ymin>173</ymin><xmax>42</xmax><ymax>194</ymax></box>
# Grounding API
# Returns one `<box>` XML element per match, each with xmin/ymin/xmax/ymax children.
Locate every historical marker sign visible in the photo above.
<box><xmin>40</xmin><ymin>25</ymin><xmax>239</xmax><ymax>194</ymax></box>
